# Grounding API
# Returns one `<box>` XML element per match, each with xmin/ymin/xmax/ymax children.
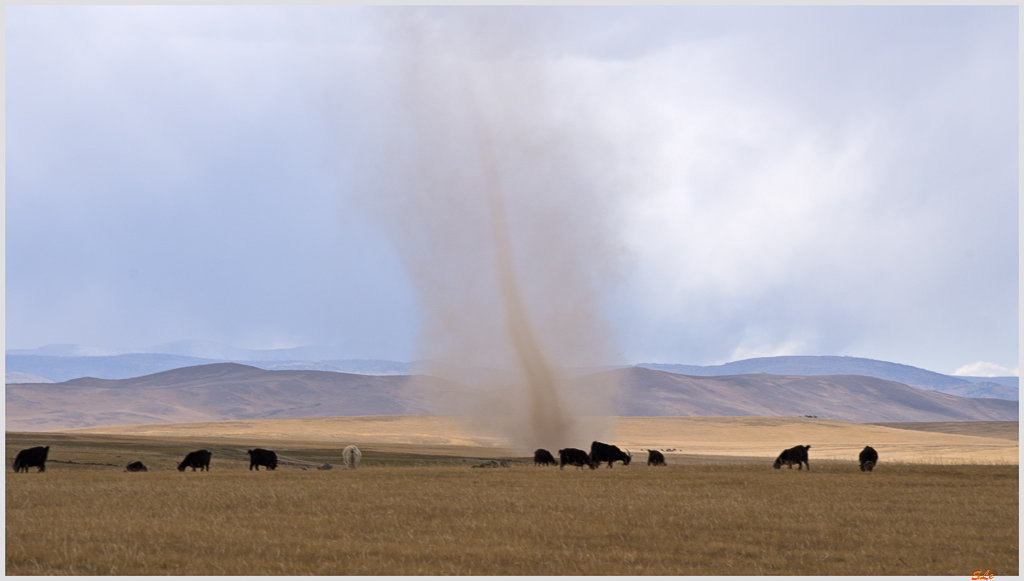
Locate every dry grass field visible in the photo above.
<box><xmin>868</xmin><ymin>420</ymin><xmax>1019</xmax><ymax>441</ymax></box>
<box><xmin>60</xmin><ymin>414</ymin><xmax>1020</xmax><ymax>464</ymax></box>
<box><xmin>6</xmin><ymin>416</ymin><xmax>1019</xmax><ymax>575</ymax></box>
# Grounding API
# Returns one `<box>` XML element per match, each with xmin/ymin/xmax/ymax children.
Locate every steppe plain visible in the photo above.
<box><xmin>6</xmin><ymin>415</ymin><xmax>1018</xmax><ymax>575</ymax></box>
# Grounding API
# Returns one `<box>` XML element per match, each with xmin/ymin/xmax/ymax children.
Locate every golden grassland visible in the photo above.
<box><xmin>60</xmin><ymin>415</ymin><xmax>1020</xmax><ymax>464</ymax></box>
<box><xmin>5</xmin><ymin>418</ymin><xmax>1020</xmax><ymax>576</ymax></box>
<box><xmin>869</xmin><ymin>420</ymin><xmax>1019</xmax><ymax>441</ymax></box>
<box><xmin>6</xmin><ymin>460</ymin><xmax>1017</xmax><ymax>575</ymax></box>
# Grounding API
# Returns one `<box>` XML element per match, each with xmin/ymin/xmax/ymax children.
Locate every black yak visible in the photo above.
<box><xmin>773</xmin><ymin>445</ymin><xmax>811</xmax><ymax>470</ymax></box>
<box><xmin>247</xmin><ymin>448</ymin><xmax>278</xmax><ymax>471</ymax></box>
<box><xmin>177</xmin><ymin>450</ymin><xmax>212</xmax><ymax>472</ymax></box>
<box><xmin>859</xmin><ymin>446</ymin><xmax>878</xmax><ymax>472</ymax></box>
<box><xmin>647</xmin><ymin>449</ymin><xmax>666</xmax><ymax>466</ymax></box>
<box><xmin>533</xmin><ymin>449</ymin><xmax>558</xmax><ymax>466</ymax></box>
<box><xmin>558</xmin><ymin>448</ymin><xmax>596</xmax><ymax>470</ymax></box>
<box><xmin>13</xmin><ymin>446</ymin><xmax>49</xmax><ymax>473</ymax></box>
<box><xmin>590</xmin><ymin>441</ymin><xmax>632</xmax><ymax>468</ymax></box>
<box><xmin>125</xmin><ymin>461</ymin><xmax>148</xmax><ymax>472</ymax></box>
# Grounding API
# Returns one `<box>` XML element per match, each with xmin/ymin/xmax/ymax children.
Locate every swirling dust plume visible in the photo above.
<box><xmin>346</xmin><ymin>11</ymin><xmax>621</xmax><ymax>453</ymax></box>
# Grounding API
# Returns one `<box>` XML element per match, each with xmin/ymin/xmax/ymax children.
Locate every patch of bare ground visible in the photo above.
<box><xmin>5</xmin><ymin>461</ymin><xmax>1016</xmax><ymax>575</ymax></box>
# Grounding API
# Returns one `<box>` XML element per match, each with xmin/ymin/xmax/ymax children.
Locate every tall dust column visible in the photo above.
<box><xmin>344</xmin><ymin>10</ymin><xmax>624</xmax><ymax>452</ymax></box>
<box><xmin>470</xmin><ymin>100</ymin><xmax>569</xmax><ymax>448</ymax></box>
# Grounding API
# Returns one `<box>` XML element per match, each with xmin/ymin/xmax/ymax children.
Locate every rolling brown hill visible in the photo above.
<box><xmin>6</xmin><ymin>363</ymin><xmax>1018</xmax><ymax>432</ymax></box>
<box><xmin>5</xmin><ymin>363</ymin><xmax>479</xmax><ymax>432</ymax></box>
<box><xmin>598</xmin><ymin>367</ymin><xmax>1017</xmax><ymax>422</ymax></box>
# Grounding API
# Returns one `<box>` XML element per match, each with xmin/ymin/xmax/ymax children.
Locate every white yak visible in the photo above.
<box><xmin>343</xmin><ymin>445</ymin><xmax>362</xmax><ymax>470</ymax></box>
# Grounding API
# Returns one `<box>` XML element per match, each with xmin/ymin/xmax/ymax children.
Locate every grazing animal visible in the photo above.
<box><xmin>590</xmin><ymin>441</ymin><xmax>632</xmax><ymax>468</ymax></box>
<box><xmin>177</xmin><ymin>449</ymin><xmax>212</xmax><ymax>472</ymax></box>
<box><xmin>533</xmin><ymin>449</ymin><xmax>558</xmax><ymax>466</ymax></box>
<box><xmin>558</xmin><ymin>448</ymin><xmax>596</xmax><ymax>470</ymax></box>
<box><xmin>125</xmin><ymin>461</ymin><xmax>148</xmax><ymax>472</ymax></box>
<box><xmin>647</xmin><ymin>450</ymin><xmax>666</xmax><ymax>466</ymax></box>
<box><xmin>247</xmin><ymin>448</ymin><xmax>278</xmax><ymax>471</ymax></box>
<box><xmin>773</xmin><ymin>445</ymin><xmax>811</xmax><ymax>470</ymax></box>
<box><xmin>13</xmin><ymin>446</ymin><xmax>49</xmax><ymax>473</ymax></box>
<box><xmin>343</xmin><ymin>445</ymin><xmax>362</xmax><ymax>470</ymax></box>
<box><xmin>859</xmin><ymin>446</ymin><xmax>878</xmax><ymax>472</ymax></box>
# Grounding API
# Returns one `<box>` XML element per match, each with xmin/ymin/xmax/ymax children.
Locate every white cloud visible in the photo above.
<box><xmin>587</xmin><ymin>12</ymin><xmax>1018</xmax><ymax>370</ymax></box>
<box><xmin>952</xmin><ymin>362</ymin><xmax>1018</xmax><ymax>378</ymax></box>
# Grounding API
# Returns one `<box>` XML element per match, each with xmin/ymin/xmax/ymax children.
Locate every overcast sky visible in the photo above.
<box><xmin>6</xmin><ymin>6</ymin><xmax>1018</xmax><ymax>376</ymax></box>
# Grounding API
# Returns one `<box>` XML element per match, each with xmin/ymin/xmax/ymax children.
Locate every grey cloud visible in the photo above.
<box><xmin>5</xmin><ymin>6</ymin><xmax>1017</xmax><ymax>376</ymax></box>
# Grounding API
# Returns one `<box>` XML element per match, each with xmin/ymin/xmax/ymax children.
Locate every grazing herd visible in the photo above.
<box><xmin>10</xmin><ymin>441</ymin><xmax>880</xmax><ymax>474</ymax></box>
<box><xmin>532</xmin><ymin>441</ymin><xmax>878</xmax><ymax>473</ymax></box>
<box><xmin>549</xmin><ymin>441</ymin><xmax>635</xmax><ymax>470</ymax></box>
<box><xmin>8</xmin><ymin>445</ymin><xmax>362</xmax><ymax>474</ymax></box>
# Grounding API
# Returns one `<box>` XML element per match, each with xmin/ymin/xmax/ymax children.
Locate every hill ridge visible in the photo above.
<box><xmin>638</xmin><ymin>355</ymin><xmax>1018</xmax><ymax>399</ymax></box>
<box><xmin>6</xmin><ymin>363</ymin><xmax>1018</xmax><ymax>432</ymax></box>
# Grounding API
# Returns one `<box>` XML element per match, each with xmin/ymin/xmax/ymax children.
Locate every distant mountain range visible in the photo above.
<box><xmin>5</xmin><ymin>353</ymin><xmax>412</xmax><ymax>383</ymax></box>
<box><xmin>5</xmin><ymin>362</ymin><xmax>1017</xmax><ymax>432</ymax></box>
<box><xmin>639</xmin><ymin>356</ymin><xmax>1018</xmax><ymax>400</ymax></box>
<box><xmin>7</xmin><ymin>347</ymin><xmax>1017</xmax><ymax>401</ymax></box>
<box><xmin>5</xmin><ymin>340</ymin><xmax>402</xmax><ymax>363</ymax></box>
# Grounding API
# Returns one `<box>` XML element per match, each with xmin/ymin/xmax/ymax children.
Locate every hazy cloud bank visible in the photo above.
<box><xmin>5</xmin><ymin>6</ymin><xmax>1017</xmax><ymax>377</ymax></box>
